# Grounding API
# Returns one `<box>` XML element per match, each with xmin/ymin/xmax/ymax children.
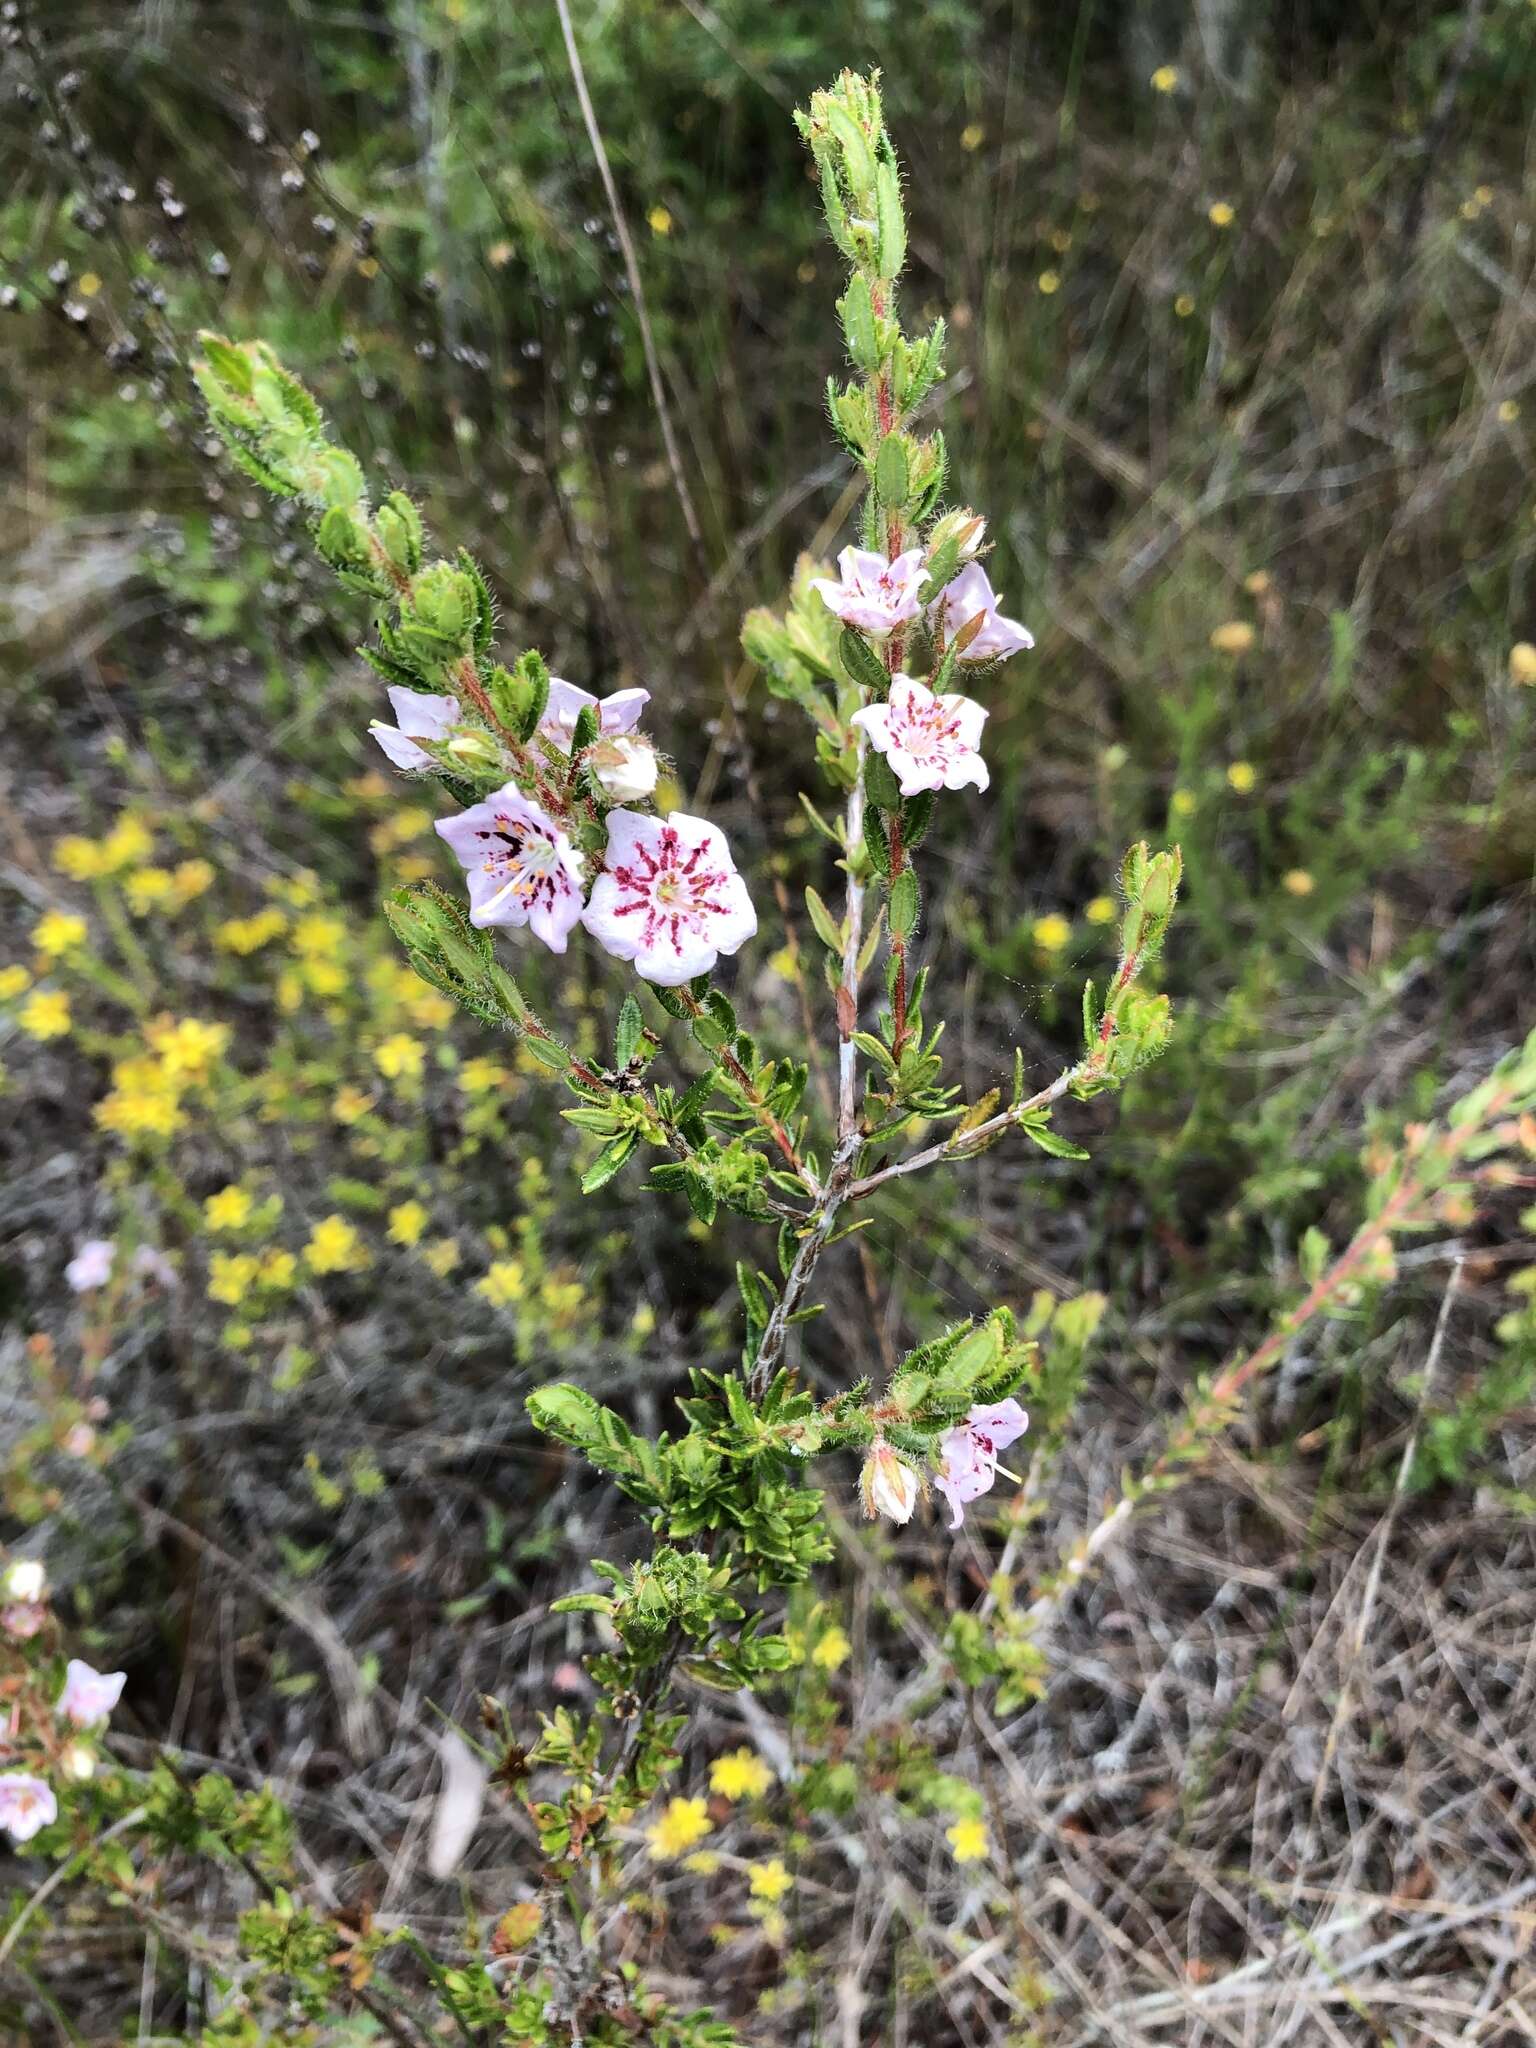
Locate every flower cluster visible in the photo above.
<box><xmin>192</xmin><ymin>333</ymin><xmax>759</xmax><ymax>994</ymax></box>
<box><xmin>0</xmin><ymin>1559</ymin><xmax>126</xmax><ymax>1846</ymax></box>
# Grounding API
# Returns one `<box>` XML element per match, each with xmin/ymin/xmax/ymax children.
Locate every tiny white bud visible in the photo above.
<box><xmin>859</xmin><ymin>1442</ymin><xmax>919</xmax><ymax>1524</ymax></box>
<box><xmin>5</xmin><ymin>1561</ymin><xmax>45</xmax><ymax>1604</ymax></box>
<box><xmin>590</xmin><ymin>734</ymin><xmax>658</xmax><ymax>804</ymax></box>
<box><xmin>61</xmin><ymin>1743</ymin><xmax>96</xmax><ymax>1782</ymax></box>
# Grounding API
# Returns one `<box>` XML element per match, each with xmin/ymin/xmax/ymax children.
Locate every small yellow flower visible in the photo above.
<box><xmin>261</xmin><ymin>1250</ymin><xmax>298</xmax><ymax>1290</ymax></box>
<box><xmin>477</xmin><ymin>1259</ymin><xmax>526</xmax><ymax>1308</ymax></box>
<box><xmin>1508</xmin><ymin>642</ymin><xmax>1536</xmax><ymax>687</ymax></box>
<box><xmin>291</xmin><ymin>912</ymin><xmax>346</xmax><ymax>959</ymax></box>
<box><xmin>204</xmin><ymin>1185</ymin><xmax>254</xmax><ymax>1232</ymax></box>
<box><xmin>1174</xmin><ymin>293</ymin><xmax>1196</xmax><ymax>318</ymax></box>
<box><xmin>947</xmin><ymin>1817</ymin><xmax>990</xmax><ymax>1864</ymax></box>
<box><xmin>1085</xmin><ymin>896</ymin><xmax>1117</xmax><ymax>927</ymax></box>
<box><xmin>811</xmin><ymin>1625</ymin><xmax>850</xmax><ymax>1672</ymax></box>
<box><xmin>388</xmin><ymin>1200</ymin><xmax>428</xmax><ymax>1248</ymax></box>
<box><xmin>1282</xmin><ymin>868</ymin><xmax>1315</xmax><ymax>897</ymax></box>
<box><xmin>960</xmin><ymin>122</ymin><xmax>985</xmax><ymax>152</ymax></box>
<box><xmin>124</xmin><ymin>868</ymin><xmax>175</xmax><ymax>916</ymax></box>
<box><xmin>709</xmin><ymin>1749</ymin><xmax>774</xmax><ymax>1802</ymax></box>
<box><xmin>1498</xmin><ymin>400</ymin><xmax>1520</xmax><ymax>424</ymax></box>
<box><xmin>375</xmin><ymin>1034</ymin><xmax>426</xmax><ymax>1083</ymax></box>
<box><xmin>1037</xmin><ymin>270</ymin><xmax>1061</xmax><ymax>295</ymax></box>
<box><xmin>1244</xmin><ymin>570</ymin><xmax>1271</xmax><ymax>595</ymax></box>
<box><xmin>147</xmin><ymin>1016</ymin><xmax>229</xmax><ymax>1081</ymax></box>
<box><xmin>0</xmin><ymin>965</ymin><xmax>32</xmax><ymax>1000</ymax></box>
<box><xmin>1226</xmin><ymin>761</ymin><xmax>1257</xmax><ymax>794</ymax></box>
<box><xmin>1207</xmin><ymin>200</ymin><xmax>1235</xmax><ymax>228</ymax></box>
<box><xmin>53</xmin><ymin>835</ymin><xmax>108</xmax><ymax>881</ymax></box>
<box><xmin>208</xmin><ymin>1251</ymin><xmax>260</xmax><ymax>1306</ymax></box>
<box><xmin>170</xmin><ymin>859</ymin><xmax>215</xmax><ymax>905</ymax></box>
<box><xmin>19</xmin><ymin>989</ymin><xmax>71</xmax><ymax>1040</ymax></box>
<box><xmin>216</xmin><ymin>909</ymin><xmax>287</xmax><ymax>955</ymax></box>
<box><xmin>1210</xmin><ymin>620</ymin><xmax>1255</xmax><ymax>655</ymax></box>
<box><xmin>1150</xmin><ymin>64</ymin><xmax>1180</xmax><ymax>93</ymax></box>
<box><xmin>749</xmin><ymin>1859</ymin><xmax>793</xmax><ymax>1904</ymax></box>
<box><xmin>1170</xmin><ymin>788</ymin><xmax>1197</xmax><ymax>819</ymax></box>
<box><xmin>331</xmin><ymin>1085</ymin><xmax>374</xmax><ymax>1124</ymax></box>
<box><xmin>100</xmin><ymin>816</ymin><xmax>153</xmax><ymax>871</ymax></box>
<box><xmin>304</xmin><ymin>1215</ymin><xmax>365</xmax><ymax>1275</ymax></box>
<box><xmin>458</xmin><ymin>1058</ymin><xmax>509</xmax><ymax>1095</ymax></box>
<box><xmin>647</xmin><ymin>205</ymin><xmax>673</xmax><ymax>237</ymax></box>
<box><xmin>423</xmin><ymin>1237</ymin><xmax>461</xmax><ymax>1278</ymax></box>
<box><xmin>1033</xmin><ymin>913</ymin><xmax>1072</xmax><ymax>952</ymax></box>
<box><xmin>33</xmin><ymin>911</ymin><xmax>87</xmax><ymax>959</ymax></box>
<box><xmin>683</xmin><ymin>1850</ymin><xmax>722</xmax><ymax>1876</ymax></box>
<box><xmin>646</xmin><ymin>1797</ymin><xmax>711</xmax><ymax>1860</ymax></box>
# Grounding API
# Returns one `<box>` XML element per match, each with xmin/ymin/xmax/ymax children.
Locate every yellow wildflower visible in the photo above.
<box><xmin>811</xmin><ymin>1626</ymin><xmax>850</xmax><ymax>1672</ymax></box>
<box><xmin>1207</xmin><ymin>200</ymin><xmax>1235</xmax><ymax>228</ymax></box>
<box><xmin>749</xmin><ymin>1859</ymin><xmax>793</xmax><ymax>1904</ymax></box>
<box><xmin>459</xmin><ymin>1058</ymin><xmax>509</xmax><ymax>1095</ymax></box>
<box><xmin>1509</xmin><ymin>643</ymin><xmax>1536</xmax><ymax>687</ymax></box>
<box><xmin>99</xmin><ymin>816</ymin><xmax>153</xmax><ymax>871</ymax></box>
<box><xmin>291</xmin><ymin>912</ymin><xmax>346</xmax><ymax>958</ymax></box>
<box><xmin>303</xmin><ymin>957</ymin><xmax>347</xmax><ymax>997</ymax></box>
<box><xmin>331</xmin><ymin>1085</ymin><xmax>374</xmax><ymax>1124</ymax></box>
<box><xmin>18</xmin><ymin>990</ymin><xmax>71</xmax><ymax>1040</ymax></box>
<box><xmin>1085</xmin><ymin>896</ymin><xmax>1117</xmax><ymax>927</ymax></box>
<box><xmin>647</xmin><ymin>205</ymin><xmax>673</xmax><ymax>236</ymax></box>
<box><xmin>216</xmin><ymin>909</ymin><xmax>288</xmax><ymax>954</ymax></box>
<box><xmin>53</xmin><ymin>835</ymin><xmax>108</xmax><ymax>881</ymax></box>
<box><xmin>960</xmin><ymin>122</ymin><xmax>984</xmax><ymax>151</ymax></box>
<box><xmin>304</xmin><ymin>1215</ymin><xmax>366</xmax><ymax>1275</ymax></box>
<box><xmin>170</xmin><ymin>859</ymin><xmax>215</xmax><ymax>905</ymax></box>
<box><xmin>1282</xmin><ymin>869</ymin><xmax>1315</xmax><ymax>897</ymax></box>
<box><xmin>645</xmin><ymin>1797</ymin><xmax>711</xmax><ymax>1860</ymax></box>
<box><xmin>208</xmin><ymin>1251</ymin><xmax>260</xmax><ymax>1306</ymax></box>
<box><xmin>1174</xmin><ymin>293</ymin><xmax>1196</xmax><ymax>318</ymax></box>
<box><xmin>477</xmin><ymin>1259</ymin><xmax>526</xmax><ymax>1308</ymax></box>
<box><xmin>1150</xmin><ymin>64</ymin><xmax>1180</xmax><ymax>93</ymax></box>
<box><xmin>709</xmin><ymin>1749</ymin><xmax>773</xmax><ymax>1802</ymax></box>
<box><xmin>422</xmin><ymin>1238</ymin><xmax>461</xmax><ymax>1278</ymax></box>
<box><xmin>1170</xmin><ymin>788</ymin><xmax>1197</xmax><ymax>819</ymax></box>
<box><xmin>33</xmin><ymin>911</ymin><xmax>87</xmax><ymax>959</ymax></box>
<box><xmin>1033</xmin><ymin>913</ymin><xmax>1072</xmax><ymax>952</ymax></box>
<box><xmin>683</xmin><ymin>1851</ymin><xmax>722</xmax><ymax>1876</ymax></box>
<box><xmin>204</xmin><ymin>1185</ymin><xmax>254</xmax><ymax>1232</ymax></box>
<box><xmin>1209</xmin><ymin>619</ymin><xmax>1255</xmax><ymax>656</ymax></box>
<box><xmin>1226</xmin><ymin>761</ymin><xmax>1257</xmax><ymax>795</ymax></box>
<box><xmin>1037</xmin><ymin>270</ymin><xmax>1060</xmax><ymax>295</ymax></box>
<box><xmin>124</xmin><ymin>868</ymin><xmax>176</xmax><ymax>916</ymax></box>
<box><xmin>0</xmin><ymin>965</ymin><xmax>32</xmax><ymax>1000</ymax></box>
<box><xmin>947</xmin><ymin>1818</ymin><xmax>990</xmax><ymax>1864</ymax></box>
<box><xmin>375</xmin><ymin>1034</ymin><xmax>426</xmax><ymax>1082</ymax></box>
<box><xmin>146</xmin><ymin>1016</ymin><xmax>229</xmax><ymax>1081</ymax></box>
<box><xmin>260</xmin><ymin>1250</ymin><xmax>298</xmax><ymax>1290</ymax></box>
<box><xmin>388</xmin><ymin>1200</ymin><xmax>429</xmax><ymax>1248</ymax></box>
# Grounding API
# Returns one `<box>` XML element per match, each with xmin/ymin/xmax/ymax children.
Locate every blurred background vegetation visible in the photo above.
<box><xmin>3</xmin><ymin>0</ymin><xmax>1536</xmax><ymax>2039</ymax></box>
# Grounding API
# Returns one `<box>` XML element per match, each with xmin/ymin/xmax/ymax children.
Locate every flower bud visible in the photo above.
<box><xmin>443</xmin><ymin>728</ymin><xmax>506</xmax><ymax>774</ymax></box>
<box><xmin>859</xmin><ymin>1442</ymin><xmax>919</xmax><ymax>1523</ymax></box>
<box><xmin>60</xmin><ymin>1743</ymin><xmax>96</xmax><ymax>1782</ymax></box>
<box><xmin>4</xmin><ymin>1560</ymin><xmax>45</xmax><ymax>1604</ymax></box>
<box><xmin>589</xmin><ymin>734</ymin><xmax>658</xmax><ymax>804</ymax></box>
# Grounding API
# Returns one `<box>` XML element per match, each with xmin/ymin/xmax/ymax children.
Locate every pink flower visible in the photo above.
<box><xmin>850</xmin><ymin>674</ymin><xmax>989</xmax><ymax>797</ymax></box>
<box><xmin>435</xmin><ymin>785</ymin><xmax>586</xmax><ymax>952</ymax></box>
<box><xmin>130</xmin><ymin>1246</ymin><xmax>178</xmax><ymax>1289</ymax></box>
<box><xmin>65</xmin><ymin>1240</ymin><xmax>115</xmax><ymax>1294</ymax></box>
<box><xmin>932</xmin><ymin>563</ymin><xmax>1034</xmax><ymax>663</ymax></box>
<box><xmin>811</xmin><ymin>546</ymin><xmax>927</xmax><ymax>637</ymax></box>
<box><xmin>369</xmin><ymin>687</ymin><xmax>460</xmax><ymax>770</ymax></box>
<box><xmin>583</xmin><ymin>811</ymin><xmax>757</xmax><ymax>986</ymax></box>
<box><xmin>1</xmin><ymin>1604</ymin><xmax>45</xmax><ymax>1640</ymax></box>
<box><xmin>540</xmin><ymin>678</ymin><xmax>650</xmax><ymax>743</ymax></box>
<box><xmin>933</xmin><ymin>1399</ymin><xmax>1029</xmax><ymax>1530</ymax></box>
<box><xmin>0</xmin><ymin>1774</ymin><xmax>57</xmax><ymax>1843</ymax></box>
<box><xmin>57</xmin><ymin>1658</ymin><xmax>126</xmax><ymax>1727</ymax></box>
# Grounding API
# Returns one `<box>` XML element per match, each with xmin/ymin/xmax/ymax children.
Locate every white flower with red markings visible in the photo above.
<box><xmin>933</xmin><ymin>1399</ymin><xmax>1029</xmax><ymax>1530</ymax></box>
<box><xmin>859</xmin><ymin>1442</ymin><xmax>920</xmax><ymax>1524</ymax></box>
<box><xmin>540</xmin><ymin>678</ymin><xmax>651</xmax><ymax>742</ymax></box>
<box><xmin>811</xmin><ymin>546</ymin><xmax>927</xmax><ymax>637</ymax></box>
<box><xmin>57</xmin><ymin>1658</ymin><xmax>126</xmax><ymax>1728</ymax></box>
<box><xmin>931</xmin><ymin>562</ymin><xmax>1034</xmax><ymax>663</ymax></box>
<box><xmin>0</xmin><ymin>1774</ymin><xmax>57</xmax><ymax>1843</ymax></box>
<box><xmin>850</xmin><ymin>673</ymin><xmax>989</xmax><ymax>797</ymax></box>
<box><xmin>583</xmin><ymin>811</ymin><xmax>757</xmax><ymax>986</ymax></box>
<box><xmin>435</xmin><ymin>784</ymin><xmax>586</xmax><ymax>952</ymax></box>
<box><xmin>369</xmin><ymin>687</ymin><xmax>460</xmax><ymax>770</ymax></box>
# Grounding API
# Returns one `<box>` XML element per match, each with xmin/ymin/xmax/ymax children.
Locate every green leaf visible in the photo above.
<box><xmin>839</xmin><ymin>627</ymin><xmax>888</xmax><ymax>697</ymax></box>
<box><xmin>1019</xmin><ymin>1115</ymin><xmax>1090</xmax><ymax>1161</ymax></box>
<box><xmin>615</xmin><ymin>995</ymin><xmax>643</xmax><ymax>1069</ymax></box>
<box><xmin>804</xmin><ymin>886</ymin><xmax>844</xmax><ymax>955</ymax></box>
<box><xmin>874</xmin><ymin>433</ymin><xmax>910</xmax><ymax>510</ymax></box>
<box><xmin>888</xmin><ymin>869</ymin><xmax>920</xmax><ymax>940</ymax></box>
